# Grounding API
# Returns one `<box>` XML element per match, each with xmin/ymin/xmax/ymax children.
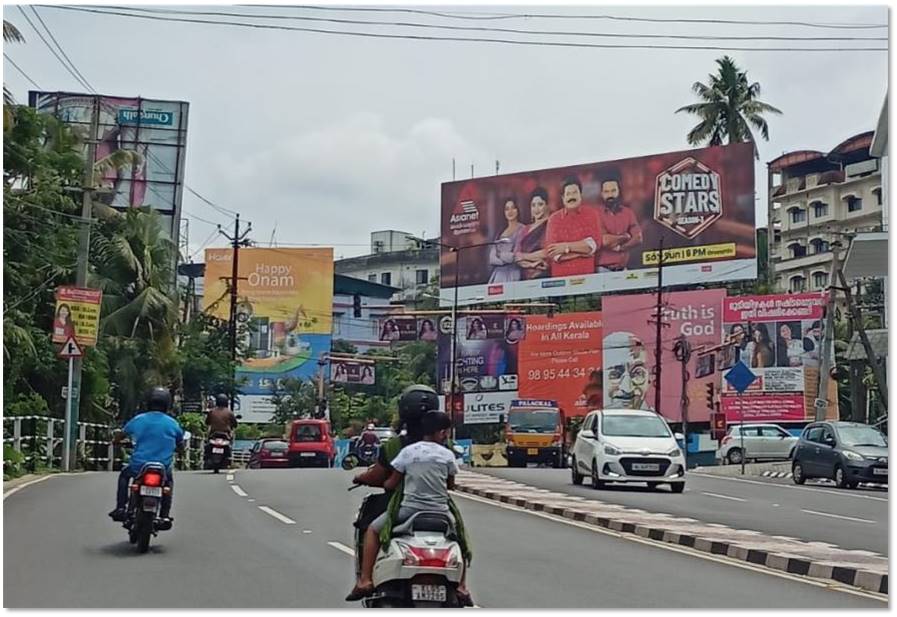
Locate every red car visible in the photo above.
<box><xmin>287</xmin><ymin>419</ymin><xmax>336</xmax><ymax>468</ymax></box>
<box><xmin>247</xmin><ymin>439</ymin><xmax>290</xmax><ymax>469</ymax></box>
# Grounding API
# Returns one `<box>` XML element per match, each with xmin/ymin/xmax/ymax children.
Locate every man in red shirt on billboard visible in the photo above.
<box><xmin>544</xmin><ymin>176</ymin><xmax>603</xmax><ymax>277</ymax></box>
<box><xmin>596</xmin><ymin>171</ymin><xmax>643</xmax><ymax>272</ymax></box>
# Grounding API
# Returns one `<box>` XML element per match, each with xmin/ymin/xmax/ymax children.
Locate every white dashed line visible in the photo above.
<box><xmin>327</xmin><ymin>541</ymin><xmax>356</xmax><ymax>556</ymax></box>
<box><xmin>701</xmin><ymin>491</ymin><xmax>747</xmax><ymax>502</ymax></box>
<box><xmin>3</xmin><ymin>475</ymin><xmax>56</xmax><ymax>499</ymax></box>
<box><xmin>226</xmin><ymin>474</ymin><xmax>234</xmax><ymax>481</ymax></box>
<box><xmin>231</xmin><ymin>484</ymin><xmax>248</xmax><ymax>497</ymax></box>
<box><xmin>258</xmin><ymin>506</ymin><xmax>296</xmax><ymax>525</ymax></box>
<box><xmin>690</xmin><ymin>473</ymin><xmax>888</xmax><ymax>502</ymax></box>
<box><xmin>801</xmin><ymin>509</ymin><xmax>876</xmax><ymax>524</ymax></box>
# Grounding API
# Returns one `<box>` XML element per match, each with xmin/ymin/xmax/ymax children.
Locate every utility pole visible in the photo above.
<box><xmin>448</xmin><ymin>247</ymin><xmax>461</xmax><ymax>441</ymax></box>
<box><xmin>66</xmin><ymin>97</ymin><xmax>100</xmax><ymax>471</ymax></box>
<box><xmin>673</xmin><ymin>336</ymin><xmax>691</xmax><ymax>468</ymax></box>
<box><xmin>815</xmin><ymin>241</ymin><xmax>843</xmax><ymax>421</ymax></box>
<box><xmin>651</xmin><ymin>237</ymin><xmax>668</xmax><ymax>414</ymax></box>
<box><xmin>218</xmin><ymin>214</ymin><xmax>252</xmax><ymax>411</ymax></box>
<box><xmin>838</xmin><ymin>267</ymin><xmax>888</xmax><ymax>412</ymax></box>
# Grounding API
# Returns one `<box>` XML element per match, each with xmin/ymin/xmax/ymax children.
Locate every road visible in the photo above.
<box><xmin>3</xmin><ymin>469</ymin><xmax>885</xmax><ymax>609</ymax></box>
<box><xmin>477</xmin><ymin>468</ymin><xmax>888</xmax><ymax>555</ymax></box>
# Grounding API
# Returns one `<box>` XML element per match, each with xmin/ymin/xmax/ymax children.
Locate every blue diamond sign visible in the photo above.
<box><xmin>724</xmin><ymin>361</ymin><xmax>758</xmax><ymax>394</ymax></box>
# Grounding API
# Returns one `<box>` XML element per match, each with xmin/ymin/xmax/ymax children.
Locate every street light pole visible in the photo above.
<box><xmin>449</xmin><ymin>247</ymin><xmax>460</xmax><ymax>441</ymax></box>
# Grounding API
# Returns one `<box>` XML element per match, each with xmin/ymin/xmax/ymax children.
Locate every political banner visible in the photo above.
<box><xmin>53</xmin><ymin>286</ymin><xmax>103</xmax><ymax>347</ymax></box>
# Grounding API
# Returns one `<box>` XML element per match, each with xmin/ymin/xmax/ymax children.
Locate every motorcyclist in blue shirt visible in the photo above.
<box><xmin>108</xmin><ymin>387</ymin><xmax>185</xmax><ymax>528</ymax></box>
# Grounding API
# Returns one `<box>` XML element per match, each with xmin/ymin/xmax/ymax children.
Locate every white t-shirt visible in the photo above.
<box><xmin>390</xmin><ymin>441</ymin><xmax>459</xmax><ymax>512</ymax></box>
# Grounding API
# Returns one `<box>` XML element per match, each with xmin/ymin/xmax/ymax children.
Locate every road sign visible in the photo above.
<box><xmin>724</xmin><ymin>360</ymin><xmax>757</xmax><ymax>394</ymax></box>
<box><xmin>58</xmin><ymin>337</ymin><xmax>83</xmax><ymax>359</ymax></box>
<box><xmin>813</xmin><ymin>398</ymin><xmax>828</xmax><ymax>411</ymax></box>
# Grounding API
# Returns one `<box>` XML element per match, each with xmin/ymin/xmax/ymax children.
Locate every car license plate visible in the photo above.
<box><xmin>212</xmin><ymin>447</ymin><xmax>225</xmax><ymax>454</ymax></box>
<box><xmin>411</xmin><ymin>584</ymin><xmax>446</xmax><ymax>602</ymax></box>
<box><xmin>300</xmin><ymin>452</ymin><xmax>316</xmax><ymax>457</ymax></box>
<box><xmin>632</xmin><ymin>463</ymin><xmax>660</xmax><ymax>472</ymax></box>
<box><xmin>140</xmin><ymin>486</ymin><xmax>162</xmax><ymax>497</ymax></box>
<box><xmin>271</xmin><ymin>452</ymin><xmax>283</xmax><ymax>457</ymax></box>
<box><xmin>527</xmin><ymin>448</ymin><xmax>539</xmax><ymax>455</ymax></box>
<box><xmin>873</xmin><ymin>468</ymin><xmax>888</xmax><ymax>476</ymax></box>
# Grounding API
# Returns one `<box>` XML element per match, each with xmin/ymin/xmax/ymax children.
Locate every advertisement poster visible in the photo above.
<box><xmin>721</xmin><ymin>293</ymin><xmax>838</xmax><ymax>422</ymax></box>
<box><xmin>439</xmin><ymin>143</ymin><xmax>755</xmax><ymax>305</ymax></box>
<box><xmin>602</xmin><ymin>289</ymin><xmax>725</xmax><ymax>423</ymax></box>
<box><xmin>203</xmin><ymin>248</ymin><xmax>333</xmax><ymax>398</ymax></box>
<box><xmin>437</xmin><ymin>328</ymin><xmax>520</xmax><ymax>395</ymax></box>
<box><xmin>53</xmin><ymin>286</ymin><xmax>103</xmax><ymax>347</ymax></box>
<box><xmin>439</xmin><ymin>391</ymin><xmax>517</xmax><ymax>424</ymax></box>
<box><xmin>378</xmin><ymin>316</ymin><xmax>419</xmax><ymax>342</ymax></box>
<box><xmin>518</xmin><ymin>312</ymin><xmax>602</xmax><ymax>417</ymax></box>
<box><xmin>330</xmin><ymin>360</ymin><xmax>375</xmax><ymax>385</ymax></box>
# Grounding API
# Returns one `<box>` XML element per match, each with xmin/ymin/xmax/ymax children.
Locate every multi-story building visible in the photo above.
<box><xmin>334</xmin><ymin>230</ymin><xmax>440</xmax><ymax>302</ymax></box>
<box><xmin>767</xmin><ymin>131</ymin><xmax>884</xmax><ymax>294</ymax></box>
<box><xmin>332</xmin><ymin>274</ymin><xmax>398</xmax><ymax>353</ymax></box>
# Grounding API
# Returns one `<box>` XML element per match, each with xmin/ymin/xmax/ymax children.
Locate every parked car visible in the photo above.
<box><xmin>716</xmin><ymin>423</ymin><xmax>798</xmax><ymax>465</ymax></box>
<box><xmin>287</xmin><ymin>419</ymin><xmax>336</xmax><ymax>468</ymax></box>
<box><xmin>570</xmin><ymin>408</ymin><xmax>686</xmax><ymax>493</ymax></box>
<box><xmin>792</xmin><ymin>421</ymin><xmax>888</xmax><ymax>488</ymax></box>
<box><xmin>247</xmin><ymin>439</ymin><xmax>290</xmax><ymax>469</ymax></box>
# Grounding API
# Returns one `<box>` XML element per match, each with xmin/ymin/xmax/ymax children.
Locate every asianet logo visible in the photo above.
<box><xmin>449</xmin><ymin>200</ymin><xmax>480</xmax><ymax>237</ymax></box>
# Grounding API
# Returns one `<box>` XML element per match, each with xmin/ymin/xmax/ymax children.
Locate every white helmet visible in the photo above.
<box><xmin>366</xmin><ymin>423</ymin><xmax>375</xmax><ymax>431</ymax></box>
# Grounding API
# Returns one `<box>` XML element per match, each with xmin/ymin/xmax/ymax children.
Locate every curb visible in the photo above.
<box><xmin>455</xmin><ymin>481</ymin><xmax>888</xmax><ymax>595</ymax></box>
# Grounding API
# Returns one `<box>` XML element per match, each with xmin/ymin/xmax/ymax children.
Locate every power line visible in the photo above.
<box><xmin>30</xmin><ymin>6</ymin><xmax>97</xmax><ymax>92</ymax></box>
<box><xmin>17</xmin><ymin>6</ymin><xmax>95</xmax><ymax>92</ymax></box>
<box><xmin>91</xmin><ymin>6</ymin><xmax>888</xmax><ymax>42</ymax></box>
<box><xmin>3</xmin><ymin>53</ymin><xmax>42</xmax><ymax>89</ymax></box>
<box><xmin>42</xmin><ymin>6</ymin><xmax>888</xmax><ymax>52</ymax></box>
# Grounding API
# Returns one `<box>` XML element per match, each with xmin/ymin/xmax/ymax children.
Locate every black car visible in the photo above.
<box><xmin>792</xmin><ymin>421</ymin><xmax>888</xmax><ymax>488</ymax></box>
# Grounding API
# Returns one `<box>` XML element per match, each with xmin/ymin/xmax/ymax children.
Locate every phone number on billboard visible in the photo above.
<box><xmin>527</xmin><ymin>367</ymin><xmax>600</xmax><ymax>381</ymax></box>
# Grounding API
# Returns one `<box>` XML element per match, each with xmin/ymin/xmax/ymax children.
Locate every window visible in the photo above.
<box><xmin>788</xmin><ymin>243</ymin><xmax>807</xmax><ymax>259</ymax></box>
<box><xmin>874</xmin><ymin>188</ymin><xmax>883</xmax><ymax>206</ymax></box>
<box><xmin>809</xmin><ymin>238</ymin><xmax>829</xmax><ymax>254</ymax></box>
<box><xmin>811</xmin><ymin>201</ymin><xmax>829</xmax><ymax>218</ymax></box>
<box><xmin>804</xmin><ymin>426</ymin><xmax>824</xmax><ymax>443</ymax></box>
<box><xmin>789</xmin><ymin>207</ymin><xmax>807</xmax><ymax>223</ymax></box>
<box><xmin>789</xmin><ymin>276</ymin><xmax>806</xmax><ymax>293</ymax></box>
<box><xmin>760</xmin><ymin>426</ymin><xmax>789</xmax><ymax>438</ymax></box>
<box><xmin>847</xmin><ymin>196</ymin><xmax>863</xmax><ymax>212</ymax></box>
<box><xmin>820</xmin><ymin>426</ymin><xmax>835</xmax><ymax>446</ymax></box>
<box><xmin>812</xmin><ymin>271</ymin><xmax>828</xmax><ymax>289</ymax></box>
<box><xmin>380</xmin><ymin>272</ymin><xmax>392</xmax><ymax>286</ymax></box>
<box><xmin>367</xmin><ymin>274</ymin><xmax>377</xmax><ymax>283</ymax></box>
<box><xmin>415</xmin><ymin>269</ymin><xmax>429</xmax><ymax>285</ymax></box>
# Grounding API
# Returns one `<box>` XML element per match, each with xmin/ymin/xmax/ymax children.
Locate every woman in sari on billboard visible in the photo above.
<box><xmin>514</xmin><ymin>187</ymin><xmax>550</xmax><ymax>279</ymax></box>
<box><xmin>488</xmin><ymin>197</ymin><xmax>524</xmax><ymax>283</ymax></box>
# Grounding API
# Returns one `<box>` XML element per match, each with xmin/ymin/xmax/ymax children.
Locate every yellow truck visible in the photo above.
<box><xmin>505</xmin><ymin>399</ymin><xmax>565</xmax><ymax>468</ymax></box>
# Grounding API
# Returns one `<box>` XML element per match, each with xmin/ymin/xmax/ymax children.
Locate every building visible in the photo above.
<box><xmin>767</xmin><ymin>131</ymin><xmax>884</xmax><ymax>294</ymax></box>
<box><xmin>334</xmin><ymin>231</ymin><xmax>440</xmax><ymax>302</ymax></box>
<box><xmin>332</xmin><ymin>274</ymin><xmax>399</xmax><ymax>352</ymax></box>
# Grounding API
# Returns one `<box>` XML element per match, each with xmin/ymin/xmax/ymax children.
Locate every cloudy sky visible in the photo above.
<box><xmin>3</xmin><ymin>2</ymin><xmax>888</xmax><ymax>259</ymax></box>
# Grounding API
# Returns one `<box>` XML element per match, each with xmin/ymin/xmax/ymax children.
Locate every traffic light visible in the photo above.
<box><xmin>705</xmin><ymin>382</ymin><xmax>715</xmax><ymax>409</ymax></box>
<box><xmin>353</xmin><ymin>294</ymin><xmax>362</xmax><ymax>318</ymax></box>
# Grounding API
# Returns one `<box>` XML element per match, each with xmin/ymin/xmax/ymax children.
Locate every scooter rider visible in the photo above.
<box><xmin>206</xmin><ymin>393</ymin><xmax>237</xmax><ymax>440</ymax></box>
<box><xmin>108</xmin><ymin>386</ymin><xmax>185</xmax><ymax>528</ymax></box>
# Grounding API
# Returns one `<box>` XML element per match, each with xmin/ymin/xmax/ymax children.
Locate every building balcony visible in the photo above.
<box><xmin>773</xmin><ymin>250</ymin><xmax>833</xmax><ymax>272</ymax></box>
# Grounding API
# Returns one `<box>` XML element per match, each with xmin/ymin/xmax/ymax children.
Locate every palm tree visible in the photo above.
<box><xmin>676</xmin><ymin>56</ymin><xmax>782</xmax><ymax>157</ymax></box>
<box><xmin>4</xmin><ymin>20</ymin><xmax>25</xmax><ymax>129</ymax></box>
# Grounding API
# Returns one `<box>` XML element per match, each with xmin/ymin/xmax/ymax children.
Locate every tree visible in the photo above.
<box><xmin>676</xmin><ymin>56</ymin><xmax>782</xmax><ymax>157</ymax></box>
<box><xmin>177</xmin><ymin>312</ymin><xmax>246</xmax><ymax>403</ymax></box>
<box><xmin>269</xmin><ymin>378</ymin><xmax>318</xmax><ymax>425</ymax></box>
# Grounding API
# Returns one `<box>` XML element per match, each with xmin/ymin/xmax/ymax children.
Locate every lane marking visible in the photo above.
<box><xmin>801</xmin><ymin>509</ymin><xmax>876</xmax><ymax>524</ymax></box>
<box><xmin>328</xmin><ymin>541</ymin><xmax>356</xmax><ymax>556</ymax></box>
<box><xmin>701</xmin><ymin>491</ymin><xmax>747</xmax><ymax>502</ymax></box>
<box><xmin>231</xmin><ymin>484</ymin><xmax>248</xmax><ymax>497</ymax></box>
<box><xmin>226</xmin><ymin>474</ymin><xmax>234</xmax><ymax>481</ymax></box>
<box><xmin>247</xmin><ymin>499</ymin><xmax>256</xmax><ymax>503</ymax></box>
<box><xmin>258</xmin><ymin>506</ymin><xmax>296</xmax><ymax>525</ymax></box>
<box><xmin>689</xmin><ymin>473</ymin><xmax>888</xmax><ymax>503</ymax></box>
<box><xmin>3</xmin><ymin>474</ymin><xmax>56</xmax><ymax>499</ymax></box>
<box><xmin>451</xmin><ymin>491</ymin><xmax>886</xmax><ymax>603</ymax></box>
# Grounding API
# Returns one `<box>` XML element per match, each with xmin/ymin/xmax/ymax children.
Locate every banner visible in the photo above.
<box><xmin>437</xmin><ymin>323</ymin><xmax>520</xmax><ymax>394</ymax></box>
<box><xmin>53</xmin><ymin>286</ymin><xmax>103</xmax><ymax>347</ymax></box>
<box><xmin>720</xmin><ymin>293</ymin><xmax>837</xmax><ymax>422</ymax></box>
<box><xmin>378</xmin><ymin>316</ymin><xmax>419</xmax><ymax>342</ymax></box>
<box><xmin>330</xmin><ymin>360</ymin><xmax>376</xmax><ymax>385</ymax></box>
<box><xmin>603</xmin><ymin>289</ymin><xmax>725</xmax><ymax>423</ymax></box>
<box><xmin>203</xmin><ymin>248</ymin><xmax>333</xmax><ymax>398</ymax></box>
<box><xmin>439</xmin><ymin>391</ymin><xmax>516</xmax><ymax>424</ymax></box>
<box><xmin>518</xmin><ymin>312</ymin><xmax>602</xmax><ymax>417</ymax></box>
<box><xmin>439</xmin><ymin>143</ymin><xmax>756</xmax><ymax>304</ymax></box>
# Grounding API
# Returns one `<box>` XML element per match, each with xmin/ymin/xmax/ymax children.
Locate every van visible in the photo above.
<box><xmin>287</xmin><ymin>419</ymin><xmax>335</xmax><ymax>468</ymax></box>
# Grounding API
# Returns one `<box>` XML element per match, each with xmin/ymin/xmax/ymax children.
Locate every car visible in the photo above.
<box><xmin>716</xmin><ymin>423</ymin><xmax>798</xmax><ymax>465</ymax></box>
<box><xmin>792</xmin><ymin>421</ymin><xmax>888</xmax><ymax>488</ymax></box>
<box><xmin>247</xmin><ymin>438</ymin><xmax>290</xmax><ymax>469</ymax></box>
<box><xmin>371</xmin><ymin>427</ymin><xmax>396</xmax><ymax>442</ymax></box>
<box><xmin>287</xmin><ymin>419</ymin><xmax>336</xmax><ymax>468</ymax></box>
<box><xmin>570</xmin><ymin>408</ymin><xmax>686</xmax><ymax>493</ymax></box>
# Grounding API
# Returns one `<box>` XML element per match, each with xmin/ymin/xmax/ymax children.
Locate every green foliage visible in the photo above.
<box><xmin>4</xmin><ymin>444</ymin><xmax>25</xmax><ymax>479</ymax></box>
<box><xmin>235</xmin><ymin>423</ymin><xmax>261</xmax><ymax>440</ymax></box>
<box><xmin>177</xmin><ymin>412</ymin><xmax>207</xmax><ymax>437</ymax></box>
<box><xmin>5</xmin><ymin>392</ymin><xmax>51</xmax><ymax>417</ymax></box>
<box><xmin>270</xmin><ymin>378</ymin><xmax>318</xmax><ymax>425</ymax></box>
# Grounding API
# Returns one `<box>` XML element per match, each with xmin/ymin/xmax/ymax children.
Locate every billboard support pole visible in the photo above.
<box><xmin>652</xmin><ymin>237</ymin><xmax>667</xmax><ymax>414</ymax></box>
<box><xmin>815</xmin><ymin>242</ymin><xmax>842</xmax><ymax>421</ymax></box>
<box><xmin>449</xmin><ymin>248</ymin><xmax>460</xmax><ymax>441</ymax></box>
<box><xmin>673</xmin><ymin>336</ymin><xmax>691</xmax><ymax>470</ymax></box>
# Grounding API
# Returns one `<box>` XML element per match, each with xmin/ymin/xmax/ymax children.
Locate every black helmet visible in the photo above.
<box><xmin>215</xmin><ymin>393</ymin><xmax>230</xmax><ymax>408</ymax></box>
<box><xmin>398</xmin><ymin>385</ymin><xmax>439</xmax><ymax>426</ymax></box>
<box><xmin>147</xmin><ymin>386</ymin><xmax>171</xmax><ymax>413</ymax></box>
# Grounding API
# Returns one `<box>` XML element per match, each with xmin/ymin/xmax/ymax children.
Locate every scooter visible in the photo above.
<box><xmin>123</xmin><ymin>462</ymin><xmax>172</xmax><ymax>554</ymax></box>
<box><xmin>205</xmin><ymin>432</ymin><xmax>232</xmax><ymax>473</ymax></box>
<box><xmin>342</xmin><ymin>441</ymin><xmax>379</xmax><ymax>470</ymax></box>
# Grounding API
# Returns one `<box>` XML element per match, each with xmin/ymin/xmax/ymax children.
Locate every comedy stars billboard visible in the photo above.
<box><xmin>439</xmin><ymin>143</ymin><xmax>755</xmax><ymax>305</ymax></box>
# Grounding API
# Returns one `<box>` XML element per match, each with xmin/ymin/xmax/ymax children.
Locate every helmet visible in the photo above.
<box><xmin>147</xmin><ymin>386</ymin><xmax>171</xmax><ymax>413</ymax></box>
<box><xmin>366</xmin><ymin>423</ymin><xmax>375</xmax><ymax>431</ymax></box>
<box><xmin>215</xmin><ymin>393</ymin><xmax>230</xmax><ymax>408</ymax></box>
<box><xmin>398</xmin><ymin>385</ymin><xmax>439</xmax><ymax>426</ymax></box>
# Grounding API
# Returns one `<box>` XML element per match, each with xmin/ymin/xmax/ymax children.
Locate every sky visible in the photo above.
<box><xmin>2</xmin><ymin>2</ymin><xmax>889</xmax><ymax>260</ymax></box>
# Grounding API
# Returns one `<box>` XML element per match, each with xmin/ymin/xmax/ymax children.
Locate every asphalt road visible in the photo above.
<box><xmin>3</xmin><ymin>469</ymin><xmax>886</xmax><ymax>609</ymax></box>
<box><xmin>478</xmin><ymin>467</ymin><xmax>889</xmax><ymax>555</ymax></box>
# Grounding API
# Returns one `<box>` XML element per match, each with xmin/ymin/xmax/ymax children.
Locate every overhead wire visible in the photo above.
<box><xmin>29</xmin><ymin>6</ymin><xmax>97</xmax><ymax>92</ymax></box>
<box><xmin>3</xmin><ymin>53</ymin><xmax>42</xmax><ymax>89</ymax></box>
<box><xmin>16</xmin><ymin>5</ymin><xmax>95</xmax><ymax>92</ymax></box>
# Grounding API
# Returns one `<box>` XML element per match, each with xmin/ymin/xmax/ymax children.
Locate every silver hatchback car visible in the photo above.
<box><xmin>716</xmin><ymin>423</ymin><xmax>798</xmax><ymax>465</ymax></box>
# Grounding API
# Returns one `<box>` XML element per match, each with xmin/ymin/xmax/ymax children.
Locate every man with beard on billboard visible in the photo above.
<box><xmin>596</xmin><ymin>170</ymin><xmax>643</xmax><ymax>272</ymax></box>
<box><xmin>544</xmin><ymin>176</ymin><xmax>603</xmax><ymax>277</ymax></box>
<box><xmin>603</xmin><ymin>331</ymin><xmax>652</xmax><ymax>410</ymax></box>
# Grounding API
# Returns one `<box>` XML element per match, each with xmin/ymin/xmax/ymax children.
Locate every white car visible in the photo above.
<box><xmin>716</xmin><ymin>423</ymin><xmax>798</xmax><ymax>465</ymax></box>
<box><xmin>571</xmin><ymin>409</ymin><xmax>686</xmax><ymax>493</ymax></box>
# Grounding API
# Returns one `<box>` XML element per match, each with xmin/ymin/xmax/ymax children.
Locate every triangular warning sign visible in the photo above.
<box><xmin>58</xmin><ymin>337</ymin><xmax>83</xmax><ymax>359</ymax></box>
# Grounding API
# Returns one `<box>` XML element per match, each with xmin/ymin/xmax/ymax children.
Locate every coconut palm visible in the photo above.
<box><xmin>676</xmin><ymin>56</ymin><xmax>782</xmax><ymax>157</ymax></box>
<box><xmin>4</xmin><ymin>20</ymin><xmax>25</xmax><ymax>129</ymax></box>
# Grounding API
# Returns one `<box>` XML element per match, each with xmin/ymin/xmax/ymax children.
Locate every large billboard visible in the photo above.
<box><xmin>721</xmin><ymin>293</ymin><xmax>838</xmax><ymax>422</ymax></box>
<box><xmin>203</xmin><ymin>248</ymin><xmax>334</xmax><ymax>405</ymax></box>
<box><xmin>518</xmin><ymin>312</ymin><xmax>602</xmax><ymax>418</ymax></box>
<box><xmin>440</xmin><ymin>143</ymin><xmax>755</xmax><ymax>304</ymax></box>
<box><xmin>437</xmin><ymin>313</ymin><xmax>521</xmax><ymax>394</ymax></box>
<box><xmin>602</xmin><ymin>289</ymin><xmax>725</xmax><ymax>423</ymax></box>
<box><xmin>30</xmin><ymin>91</ymin><xmax>190</xmax><ymax>248</ymax></box>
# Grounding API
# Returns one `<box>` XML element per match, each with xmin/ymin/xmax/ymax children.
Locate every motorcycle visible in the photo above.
<box><xmin>342</xmin><ymin>439</ymin><xmax>379</xmax><ymax>471</ymax></box>
<box><xmin>205</xmin><ymin>431</ymin><xmax>232</xmax><ymax>473</ymax></box>
<box><xmin>123</xmin><ymin>462</ymin><xmax>171</xmax><ymax>554</ymax></box>
<box><xmin>349</xmin><ymin>485</ymin><xmax>465</xmax><ymax>608</ymax></box>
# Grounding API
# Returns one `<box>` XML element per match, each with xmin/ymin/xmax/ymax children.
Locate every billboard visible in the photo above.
<box><xmin>721</xmin><ymin>293</ymin><xmax>838</xmax><ymax>422</ymax></box>
<box><xmin>439</xmin><ymin>143</ymin><xmax>755</xmax><ymax>304</ymax></box>
<box><xmin>203</xmin><ymin>248</ymin><xmax>334</xmax><ymax>401</ymax></box>
<box><xmin>439</xmin><ymin>391</ymin><xmax>516</xmax><ymax>424</ymax></box>
<box><xmin>437</xmin><ymin>318</ymin><xmax>521</xmax><ymax>394</ymax></box>
<box><xmin>603</xmin><ymin>289</ymin><xmax>725</xmax><ymax>423</ymax></box>
<box><xmin>30</xmin><ymin>91</ymin><xmax>189</xmax><ymax>246</ymax></box>
<box><xmin>518</xmin><ymin>312</ymin><xmax>602</xmax><ymax>417</ymax></box>
<box><xmin>53</xmin><ymin>286</ymin><xmax>102</xmax><ymax>347</ymax></box>
<box><xmin>330</xmin><ymin>360</ymin><xmax>376</xmax><ymax>385</ymax></box>
<box><xmin>378</xmin><ymin>316</ymin><xmax>419</xmax><ymax>342</ymax></box>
